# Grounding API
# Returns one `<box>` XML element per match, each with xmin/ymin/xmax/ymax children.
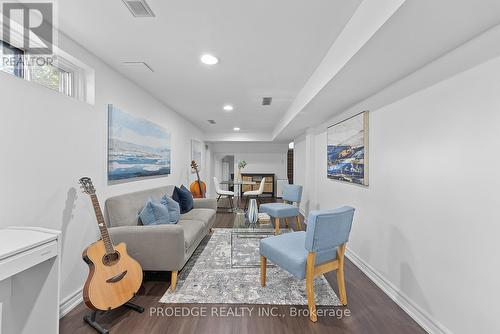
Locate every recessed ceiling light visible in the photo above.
<box><xmin>200</xmin><ymin>54</ymin><xmax>218</xmax><ymax>65</ymax></box>
<box><xmin>223</xmin><ymin>105</ymin><xmax>234</xmax><ymax>111</ymax></box>
<box><xmin>233</xmin><ymin>127</ymin><xmax>240</xmax><ymax>131</ymax></box>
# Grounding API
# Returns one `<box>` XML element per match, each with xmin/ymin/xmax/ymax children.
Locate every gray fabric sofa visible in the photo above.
<box><xmin>105</xmin><ymin>185</ymin><xmax>217</xmax><ymax>291</ymax></box>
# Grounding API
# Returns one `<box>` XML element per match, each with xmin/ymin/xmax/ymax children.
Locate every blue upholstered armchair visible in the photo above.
<box><xmin>259</xmin><ymin>206</ymin><xmax>355</xmax><ymax>322</ymax></box>
<box><xmin>260</xmin><ymin>184</ymin><xmax>303</xmax><ymax>233</ymax></box>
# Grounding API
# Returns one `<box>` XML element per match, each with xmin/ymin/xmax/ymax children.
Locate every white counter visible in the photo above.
<box><xmin>0</xmin><ymin>227</ymin><xmax>61</xmax><ymax>334</ymax></box>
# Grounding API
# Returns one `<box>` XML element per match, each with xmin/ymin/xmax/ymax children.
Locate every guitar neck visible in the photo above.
<box><xmin>90</xmin><ymin>194</ymin><xmax>114</xmax><ymax>254</ymax></box>
<box><xmin>195</xmin><ymin>170</ymin><xmax>205</xmax><ymax>197</ymax></box>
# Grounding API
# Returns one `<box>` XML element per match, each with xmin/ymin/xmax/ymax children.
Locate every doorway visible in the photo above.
<box><xmin>221</xmin><ymin>155</ymin><xmax>235</xmax><ymax>191</ymax></box>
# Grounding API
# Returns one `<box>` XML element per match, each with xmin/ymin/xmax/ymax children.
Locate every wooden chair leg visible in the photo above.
<box><xmin>260</xmin><ymin>256</ymin><xmax>267</xmax><ymax>287</ymax></box>
<box><xmin>274</xmin><ymin>217</ymin><xmax>280</xmax><ymax>235</ymax></box>
<box><xmin>217</xmin><ymin>194</ymin><xmax>221</xmax><ymax>202</ymax></box>
<box><xmin>337</xmin><ymin>244</ymin><xmax>347</xmax><ymax>305</ymax></box>
<box><xmin>284</xmin><ymin>217</ymin><xmax>289</xmax><ymax>228</ymax></box>
<box><xmin>306</xmin><ymin>252</ymin><xmax>317</xmax><ymax>322</ymax></box>
<box><xmin>170</xmin><ymin>271</ymin><xmax>178</xmax><ymax>292</ymax></box>
<box><xmin>296</xmin><ymin>215</ymin><xmax>302</xmax><ymax>231</ymax></box>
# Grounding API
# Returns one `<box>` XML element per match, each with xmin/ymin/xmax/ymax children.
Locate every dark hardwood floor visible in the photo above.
<box><xmin>60</xmin><ymin>198</ymin><xmax>426</xmax><ymax>334</ymax></box>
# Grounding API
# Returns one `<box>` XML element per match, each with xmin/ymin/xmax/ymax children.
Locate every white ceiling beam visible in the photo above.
<box><xmin>272</xmin><ymin>0</ymin><xmax>407</xmax><ymax>140</ymax></box>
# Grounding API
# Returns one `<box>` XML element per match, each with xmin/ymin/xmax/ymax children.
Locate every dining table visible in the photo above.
<box><xmin>219</xmin><ymin>179</ymin><xmax>256</xmax><ymax>211</ymax></box>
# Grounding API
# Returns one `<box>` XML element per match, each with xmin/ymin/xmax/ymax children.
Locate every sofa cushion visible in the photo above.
<box><xmin>161</xmin><ymin>195</ymin><xmax>181</xmax><ymax>224</ymax></box>
<box><xmin>178</xmin><ymin>220</ymin><xmax>206</xmax><ymax>250</ymax></box>
<box><xmin>173</xmin><ymin>185</ymin><xmax>194</xmax><ymax>214</ymax></box>
<box><xmin>139</xmin><ymin>199</ymin><xmax>171</xmax><ymax>225</ymax></box>
<box><xmin>180</xmin><ymin>208</ymin><xmax>215</xmax><ymax>228</ymax></box>
<box><xmin>106</xmin><ymin>185</ymin><xmax>175</xmax><ymax>227</ymax></box>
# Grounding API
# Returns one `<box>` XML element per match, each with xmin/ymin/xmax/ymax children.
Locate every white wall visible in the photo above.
<box><xmin>0</xmin><ymin>33</ymin><xmax>205</xmax><ymax>310</ymax></box>
<box><xmin>209</xmin><ymin>142</ymin><xmax>289</xmax><ymax>196</ymax></box>
<box><xmin>294</xmin><ymin>56</ymin><xmax>500</xmax><ymax>333</ymax></box>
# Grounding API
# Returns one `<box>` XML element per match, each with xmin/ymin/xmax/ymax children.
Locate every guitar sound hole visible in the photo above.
<box><xmin>102</xmin><ymin>251</ymin><xmax>120</xmax><ymax>266</ymax></box>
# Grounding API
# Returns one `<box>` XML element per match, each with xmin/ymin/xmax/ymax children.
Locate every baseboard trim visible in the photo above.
<box><xmin>59</xmin><ymin>287</ymin><xmax>83</xmax><ymax>318</ymax></box>
<box><xmin>345</xmin><ymin>249</ymin><xmax>451</xmax><ymax>334</ymax></box>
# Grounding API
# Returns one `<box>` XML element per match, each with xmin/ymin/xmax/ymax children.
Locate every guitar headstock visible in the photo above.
<box><xmin>191</xmin><ymin>160</ymin><xmax>199</xmax><ymax>172</ymax></box>
<box><xmin>79</xmin><ymin>177</ymin><xmax>96</xmax><ymax>195</ymax></box>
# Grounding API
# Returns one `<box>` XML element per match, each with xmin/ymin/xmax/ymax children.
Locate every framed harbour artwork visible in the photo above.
<box><xmin>327</xmin><ymin>111</ymin><xmax>369</xmax><ymax>186</ymax></box>
<box><xmin>191</xmin><ymin>139</ymin><xmax>202</xmax><ymax>174</ymax></box>
<box><xmin>108</xmin><ymin>104</ymin><xmax>171</xmax><ymax>181</ymax></box>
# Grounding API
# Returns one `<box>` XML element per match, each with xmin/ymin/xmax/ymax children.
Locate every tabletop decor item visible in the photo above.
<box><xmin>236</xmin><ymin>160</ymin><xmax>247</xmax><ymax>181</ymax></box>
<box><xmin>247</xmin><ymin>198</ymin><xmax>259</xmax><ymax>226</ymax></box>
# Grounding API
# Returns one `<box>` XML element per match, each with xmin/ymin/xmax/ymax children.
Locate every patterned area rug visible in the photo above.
<box><xmin>159</xmin><ymin>228</ymin><xmax>341</xmax><ymax>306</ymax></box>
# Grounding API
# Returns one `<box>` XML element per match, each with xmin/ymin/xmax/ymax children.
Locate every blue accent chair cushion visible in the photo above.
<box><xmin>172</xmin><ymin>185</ymin><xmax>194</xmax><ymax>214</ymax></box>
<box><xmin>139</xmin><ymin>198</ymin><xmax>171</xmax><ymax>225</ymax></box>
<box><xmin>260</xmin><ymin>232</ymin><xmax>309</xmax><ymax>279</ymax></box>
<box><xmin>260</xmin><ymin>232</ymin><xmax>338</xmax><ymax>279</ymax></box>
<box><xmin>161</xmin><ymin>195</ymin><xmax>181</xmax><ymax>224</ymax></box>
<box><xmin>260</xmin><ymin>203</ymin><xmax>299</xmax><ymax>218</ymax></box>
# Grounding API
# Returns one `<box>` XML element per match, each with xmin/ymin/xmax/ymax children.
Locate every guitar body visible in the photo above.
<box><xmin>190</xmin><ymin>160</ymin><xmax>206</xmax><ymax>198</ymax></box>
<box><xmin>82</xmin><ymin>240</ymin><xmax>143</xmax><ymax>311</ymax></box>
<box><xmin>189</xmin><ymin>180</ymin><xmax>206</xmax><ymax>198</ymax></box>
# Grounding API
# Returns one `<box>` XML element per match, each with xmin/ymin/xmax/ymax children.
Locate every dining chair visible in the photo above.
<box><xmin>259</xmin><ymin>184</ymin><xmax>302</xmax><ymax>233</ymax></box>
<box><xmin>243</xmin><ymin>177</ymin><xmax>265</xmax><ymax>211</ymax></box>
<box><xmin>213</xmin><ymin>176</ymin><xmax>235</xmax><ymax>211</ymax></box>
<box><xmin>259</xmin><ymin>206</ymin><xmax>355</xmax><ymax>322</ymax></box>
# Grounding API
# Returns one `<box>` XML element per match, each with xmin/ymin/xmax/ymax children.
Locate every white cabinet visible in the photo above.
<box><xmin>0</xmin><ymin>227</ymin><xmax>61</xmax><ymax>334</ymax></box>
<box><xmin>276</xmin><ymin>179</ymin><xmax>289</xmax><ymax>198</ymax></box>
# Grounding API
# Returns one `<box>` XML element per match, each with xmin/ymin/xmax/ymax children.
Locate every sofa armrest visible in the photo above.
<box><xmin>108</xmin><ymin>225</ymin><xmax>185</xmax><ymax>271</ymax></box>
<box><xmin>193</xmin><ymin>198</ymin><xmax>217</xmax><ymax>211</ymax></box>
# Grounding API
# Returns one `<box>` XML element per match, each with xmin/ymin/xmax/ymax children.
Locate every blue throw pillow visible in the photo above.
<box><xmin>139</xmin><ymin>198</ymin><xmax>171</xmax><ymax>225</ymax></box>
<box><xmin>172</xmin><ymin>185</ymin><xmax>193</xmax><ymax>214</ymax></box>
<box><xmin>160</xmin><ymin>195</ymin><xmax>181</xmax><ymax>224</ymax></box>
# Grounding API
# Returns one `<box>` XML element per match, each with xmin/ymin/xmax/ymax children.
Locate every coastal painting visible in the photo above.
<box><xmin>108</xmin><ymin>105</ymin><xmax>171</xmax><ymax>181</ymax></box>
<box><xmin>327</xmin><ymin>111</ymin><xmax>369</xmax><ymax>186</ymax></box>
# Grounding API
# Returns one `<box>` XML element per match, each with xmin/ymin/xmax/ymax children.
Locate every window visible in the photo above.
<box><xmin>0</xmin><ymin>41</ymin><xmax>24</xmax><ymax>77</ymax></box>
<box><xmin>0</xmin><ymin>40</ymin><xmax>92</xmax><ymax>102</ymax></box>
<box><xmin>24</xmin><ymin>55</ymin><xmax>74</xmax><ymax>96</ymax></box>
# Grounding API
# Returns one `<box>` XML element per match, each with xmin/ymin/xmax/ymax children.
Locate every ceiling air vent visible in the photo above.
<box><xmin>207</xmin><ymin>120</ymin><xmax>216</xmax><ymax>124</ymax></box>
<box><xmin>123</xmin><ymin>61</ymin><xmax>154</xmax><ymax>72</ymax></box>
<box><xmin>123</xmin><ymin>0</ymin><xmax>155</xmax><ymax>17</ymax></box>
<box><xmin>262</xmin><ymin>97</ymin><xmax>272</xmax><ymax>106</ymax></box>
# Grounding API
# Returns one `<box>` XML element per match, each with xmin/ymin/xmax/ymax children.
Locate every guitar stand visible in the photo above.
<box><xmin>84</xmin><ymin>302</ymin><xmax>144</xmax><ymax>334</ymax></box>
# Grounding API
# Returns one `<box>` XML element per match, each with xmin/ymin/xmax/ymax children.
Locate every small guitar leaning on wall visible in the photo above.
<box><xmin>190</xmin><ymin>160</ymin><xmax>206</xmax><ymax>198</ymax></box>
<box><xmin>79</xmin><ymin>177</ymin><xmax>143</xmax><ymax>311</ymax></box>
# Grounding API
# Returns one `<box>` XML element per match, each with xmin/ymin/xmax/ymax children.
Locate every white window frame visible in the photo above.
<box><xmin>0</xmin><ymin>13</ymin><xmax>95</xmax><ymax>104</ymax></box>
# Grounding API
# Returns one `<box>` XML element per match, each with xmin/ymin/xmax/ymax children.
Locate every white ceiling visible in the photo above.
<box><xmin>58</xmin><ymin>0</ymin><xmax>500</xmax><ymax>142</ymax></box>
<box><xmin>275</xmin><ymin>0</ymin><xmax>500</xmax><ymax>141</ymax></box>
<box><xmin>58</xmin><ymin>0</ymin><xmax>361</xmax><ymax>136</ymax></box>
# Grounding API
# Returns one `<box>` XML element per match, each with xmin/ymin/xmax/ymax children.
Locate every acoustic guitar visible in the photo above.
<box><xmin>79</xmin><ymin>177</ymin><xmax>143</xmax><ymax>311</ymax></box>
<box><xmin>190</xmin><ymin>160</ymin><xmax>206</xmax><ymax>198</ymax></box>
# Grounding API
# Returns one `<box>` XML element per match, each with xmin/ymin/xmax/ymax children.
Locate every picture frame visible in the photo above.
<box><xmin>191</xmin><ymin>139</ymin><xmax>202</xmax><ymax>173</ymax></box>
<box><xmin>108</xmin><ymin>104</ymin><xmax>171</xmax><ymax>181</ymax></box>
<box><xmin>327</xmin><ymin>111</ymin><xmax>369</xmax><ymax>186</ymax></box>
